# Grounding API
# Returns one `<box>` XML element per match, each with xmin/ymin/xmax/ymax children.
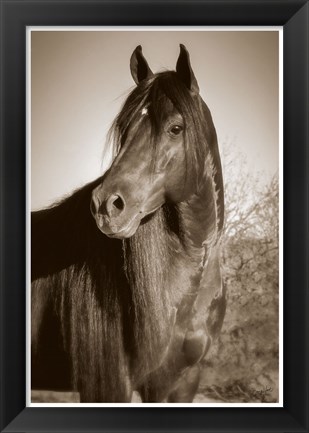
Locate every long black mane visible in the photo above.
<box><xmin>32</xmin><ymin>180</ymin><xmax>176</xmax><ymax>401</ymax></box>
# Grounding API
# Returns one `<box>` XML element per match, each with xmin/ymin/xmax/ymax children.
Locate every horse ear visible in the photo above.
<box><xmin>130</xmin><ymin>45</ymin><xmax>153</xmax><ymax>84</ymax></box>
<box><xmin>176</xmin><ymin>44</ymin><xmax>199</xmax><ymax>94</ymax></box>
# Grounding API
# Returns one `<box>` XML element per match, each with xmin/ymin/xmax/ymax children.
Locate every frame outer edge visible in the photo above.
<box><xmin>0</xmin><ymin>0</ymin><xmax>308</xmax><ymax>432</ymax></box>
<box><xmin>283</xmin><ymin>1</ymin><xmax>309</xmax><ymax>430</ymax></box>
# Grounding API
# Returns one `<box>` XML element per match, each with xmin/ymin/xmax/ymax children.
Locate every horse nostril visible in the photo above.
<box><xmin>113</xmin><ymin>196</ymin><xmax>125</xmax><ymax>211</ymax></box>
<box><xmin>106</xmin><ymin>194</ymin><xmax>125</xmax><ymax>217</ymax></box>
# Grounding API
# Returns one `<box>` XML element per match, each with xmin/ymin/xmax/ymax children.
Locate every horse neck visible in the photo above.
<box><xmin>120</xmin><ymin>164</ymin><xmax>221</xmax><ymax>379</ymax></box>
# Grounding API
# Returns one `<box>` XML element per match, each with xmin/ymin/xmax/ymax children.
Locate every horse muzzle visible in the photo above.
<box><xmin>90</xmin><ymin>190</ymin><xmax>144</xmax><ymax>239</ymax></box>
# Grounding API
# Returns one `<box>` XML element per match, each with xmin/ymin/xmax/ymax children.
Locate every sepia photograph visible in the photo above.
<box><xmin>29</xmin><ymin>28</ymin><xmax>281</xmax><ymax>405</ymax></box>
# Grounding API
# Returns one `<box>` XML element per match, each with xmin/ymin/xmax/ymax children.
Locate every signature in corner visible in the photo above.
<box><xmin>251</xmin><ymin>386</ymin><xmax>273</xmax><ymax>398</ymax></box>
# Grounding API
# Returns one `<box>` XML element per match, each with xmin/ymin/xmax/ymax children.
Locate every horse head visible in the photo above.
<box><xmin>91</xmin><ymin>45</ymin><xmax>209</xmax><ymax>239</ymax></box>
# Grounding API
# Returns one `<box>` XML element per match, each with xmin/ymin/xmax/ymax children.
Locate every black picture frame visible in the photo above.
<box><xmin>0</xmin><ymin>1</ymin><xmax>308</xmax><ymax>432</ymax></box>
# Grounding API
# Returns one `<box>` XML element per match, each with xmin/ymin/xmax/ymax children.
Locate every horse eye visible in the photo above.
<box><xmin>169</xmin><ymin>125</ymin><xmax>183</xmax><ymax>136</ymax></box>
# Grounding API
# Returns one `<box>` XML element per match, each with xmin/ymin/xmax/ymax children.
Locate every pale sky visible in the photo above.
<box><xmin>31</xmin><ymin>30</ymin><xmax>279</xmax><ymax>210</ymax></box>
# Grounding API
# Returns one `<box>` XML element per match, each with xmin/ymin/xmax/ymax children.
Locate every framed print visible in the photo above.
<box><xmin>29</xmin><ymin>27</ymin><xmax>283</xmax><ymax>408</ymax></box>
<box><xmin>0</xmin><ymin>1</ymin><xmax>308</xmax><ymax>432</ymax></box>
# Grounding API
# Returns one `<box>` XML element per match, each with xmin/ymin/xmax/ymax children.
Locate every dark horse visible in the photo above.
<box><xmin>31</xmin><ymin>45</ymin><xmax>226</xmax><ymax>402</ymax></box>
